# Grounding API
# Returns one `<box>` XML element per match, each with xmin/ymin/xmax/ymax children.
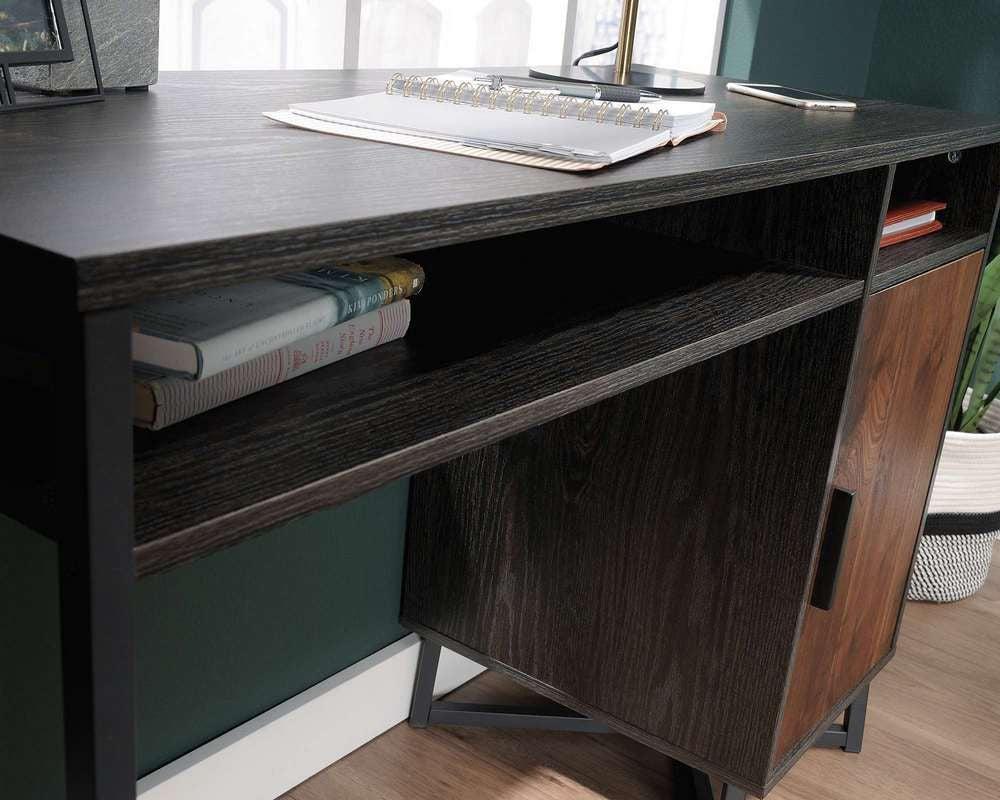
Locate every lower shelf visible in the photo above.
<box><xmin>133</xmin><ymin>234</ymin><xmax>862</xmax><ymax>576</ymax></box>
<box><xmin>873</xmin><ymin>227</ymin><xmax>988</xmax><ymax>292</ymax></box>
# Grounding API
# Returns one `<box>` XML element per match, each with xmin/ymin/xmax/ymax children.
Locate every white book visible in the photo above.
<box><xmin>134</xmin><ymin>301</ymin><xmax>411</xmax><ymax>430</ymax></box>
<box><xmin>267</xmin><ymin>71</ymin><xmax>718</xmax><ymax>170</ymax></box>
<box><xmin>881</xmin><ymin>209</ymin><xmax>938</xmax><ymax>237</ymax></box>
<box><xmin>132</xmin><ymin>257</ymin><xmax>424</xmax><ymax>380</ymax></box>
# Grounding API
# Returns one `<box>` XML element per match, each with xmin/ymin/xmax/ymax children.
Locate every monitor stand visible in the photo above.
<box><xmin>528</xmin><ymin>63</ymin><xmax>706</xmax><ymax>96</ymax></box>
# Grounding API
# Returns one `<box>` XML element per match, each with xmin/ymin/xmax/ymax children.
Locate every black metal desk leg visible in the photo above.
<box><xmin>678</xmin><ymin>762</ymin><xmax>747</xmax><ymax>800</ymax></box>
<box><xmin>410</xmin><ymin>638</ymin><xmax>750</xmax><ymax>799</ymax></box>
<box><xmin>842</xmin><ymin>685</ymin><xmax>870</xmax><ymax>754</ymax></box>
<box><xmin>409</xmin><ymin>638</ymin><xmax>442</xmax><ymax>728</ymax></box>
<box><xmin>57</xmin><ymin>309</ymin><xmax>136</xmax><ymax>800</ymax></box>
<box><xmin>815</xmin><ymin>684</ymin><xmax>871</xmax><ymax>753</ymax></box>
<box><xmin>405</xmin><ymin>636</ymin><xmax>874</xmax><ymax>796</ymax></box>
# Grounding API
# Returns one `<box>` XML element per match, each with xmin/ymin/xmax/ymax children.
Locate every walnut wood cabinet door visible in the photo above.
<box><xmin>772</xmin><ymin>252</ymin><xmax>984</xmax><ymax>771</ymax></box>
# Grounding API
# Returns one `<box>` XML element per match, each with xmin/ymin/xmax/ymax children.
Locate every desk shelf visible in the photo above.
<box><xmin>873</xmin><ymin>227</ymin><xmax>989</xmax><ymax>291</ymax></box>
<box><xmin>872</xmin><ymin>143</ymin><xmax>1000</xmax><ymax>291</ymax></box>
<box><xmin>133</xmin><ymin>236</ymin><xmax>863</xmax><ymax>576</ymax></box>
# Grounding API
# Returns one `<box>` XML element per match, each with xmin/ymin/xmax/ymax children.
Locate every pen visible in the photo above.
<box><xmin>475</xmin><ymin>74</ymin><xmax>658</xmax><ymax>104</ymax></box>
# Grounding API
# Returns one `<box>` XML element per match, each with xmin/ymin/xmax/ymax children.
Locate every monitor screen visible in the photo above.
<box><xmin>0</xmin><ymin>0</ymin><xmax>63</xmax><ymax>54</ymax></box>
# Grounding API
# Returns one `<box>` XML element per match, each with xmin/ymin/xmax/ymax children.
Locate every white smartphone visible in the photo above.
<box><xmin>726</xmin><ymin>82</ymin><xmax>857</xmax><ymax>111</ymax></box>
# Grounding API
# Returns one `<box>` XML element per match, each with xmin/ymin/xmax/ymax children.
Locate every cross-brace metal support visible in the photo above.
<box><xmin>408</xmin><ymin>639</ymin><xmax>870</xmax><ymax>799</ymax></box>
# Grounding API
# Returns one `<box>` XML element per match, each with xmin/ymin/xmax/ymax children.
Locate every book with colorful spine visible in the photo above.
<box><xmin>132</xmin><ymin>257</ymin><xmax>424</xmax><ymax>379</ymax></box>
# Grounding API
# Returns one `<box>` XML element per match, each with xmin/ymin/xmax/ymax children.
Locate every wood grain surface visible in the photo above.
<box><xmin>618</xmin><ymin>166</ymin><xmax>893</xmax><ymax>281</ymax></box>
<box><xmin>872</xmin><ymin>142</ymin><xmax>1000</xmax><ymax>289</ymax></box>
<box><xmin>888</xmin><ymin>144</ymin><xmax>1000</xmax><ymax>242</ymax></box>
<box><xmin>873</xmin><ymin>228</ymin><xmax>988</xmax><ymax>291</ymax></box>
<box><xmin>1</xmin><ymin>70</ymin><xmax>999</xmax><ymax>310</ymax></box>
<box><xmin>773</xmin><ymin>252</ymin><xmax>984</xmax><ymax>769</ymax></box>
<box><xmin>286</xmin><ymin>546</ymin><xmax>1000</xmax><ymax>800</ymax></box>
<box><xmin>133</xmin><ymin>232</ymin><xmax>862</xmax><ymax>576</ymax></box>
<box><xmin>403</xmin><ymin>305</ymin><xmax>861</xmax><ymax>793</ymax></box>
<box><xmin>292</xmin><ymin>671</ymin><xmax>683</xmax><ymax>800</ymax></box>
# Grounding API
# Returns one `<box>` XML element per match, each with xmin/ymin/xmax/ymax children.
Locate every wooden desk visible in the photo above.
<box><xmin>1</xmin><ymin>69</ymin><xmax>998</xmax><ymax>799</ymax></box>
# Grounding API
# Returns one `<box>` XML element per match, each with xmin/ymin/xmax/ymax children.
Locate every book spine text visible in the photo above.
<box><xmin>144</xmin><ymin>302</ymin><xmax>410</xmax><ymax>429</ymax></box>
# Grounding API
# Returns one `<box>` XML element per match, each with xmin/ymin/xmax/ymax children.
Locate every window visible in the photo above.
<box><xmin>159</xmin><ymin>0</ymin><xmax>727</xmax><ymax>75</ymax></box>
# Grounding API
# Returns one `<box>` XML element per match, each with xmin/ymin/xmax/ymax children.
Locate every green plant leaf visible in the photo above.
<box><xmin>962</xmin><ymin>379</ymin><xmax>1000</xmax><ymax>432</ymax></box>
<box><xmin>950</xmin><ymin>254</ymin><xmax>1000</xmax><ymax>429</ymax></box>
<box><xmin>962</xmin><ymin>303</ymin><xmax>1000</xmax><ymax>429</ymax></box>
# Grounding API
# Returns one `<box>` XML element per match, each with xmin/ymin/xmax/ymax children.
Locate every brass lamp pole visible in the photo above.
<box><xmin>530</xmin><ymin>0</ymin><xmax>706</xmax><ymax>96</ymax></box>
<box><xmin>614</xmin><ymin>0</ymin><xmax>641</xmax><ymax>85</ymax></box>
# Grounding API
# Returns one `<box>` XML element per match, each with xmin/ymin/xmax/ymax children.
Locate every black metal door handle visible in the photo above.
<box><xmin>810</xmin><ymin>487</ymin><xmax>856</xmax><ymax>611</ymax></box>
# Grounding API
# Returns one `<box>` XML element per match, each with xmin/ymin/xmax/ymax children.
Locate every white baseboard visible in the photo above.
<box><xmin>136</xmin><ymin>634</ymin><xmax>485</xmax><ymax>800</ymax></box>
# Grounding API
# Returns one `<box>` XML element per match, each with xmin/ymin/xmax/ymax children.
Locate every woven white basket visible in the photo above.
<box><xmin>981</xmin><ymin>398</ymin><xmax>1000</xmax><ymax>433</ymax></box>
<box><xmin>908</xmin><ymin>428</ymin><xmax>1000</xmax><ymax>602</ymax></box>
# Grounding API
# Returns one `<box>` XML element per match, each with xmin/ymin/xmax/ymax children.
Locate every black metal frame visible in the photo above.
<box><xmin>56</xmin><ymin>308</ymin><xmax>137</xmax><ymax>800</ymax></box>
<box><xmin>2</xmin><ymin>263</ymin><xmax>137</xmax><ymax>800</ymax></box>
<box><xmin>814</xmin><ymin>685</ymin><xmax>869</xmax><ymax>754</ymax></box>
<box><xmin>409</xmin><ymin>638</ymin><xmax>871</xmax><ymax>799</ymax></box>
<box><xmin>0</xmin><ymin>0</ymin><xmax>75</xmax><ymax>66</ymax></box>
<box><xmin>0</xmin><ymin>0</ymin><xmax>104</xmax><ymax>112</ymax></box>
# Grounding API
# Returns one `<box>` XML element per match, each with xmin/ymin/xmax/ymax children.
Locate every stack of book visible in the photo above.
<box><xmin>880</xmin><ymin>200</ymin><xmax>946</xmax><ymax>248</ymax></box>
<box><xmin>132</xmin><ymin>257</ymin><xmax>424</xmax><ymax>429</ymax></box>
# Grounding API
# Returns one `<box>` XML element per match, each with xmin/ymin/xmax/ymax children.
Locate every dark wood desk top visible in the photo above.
<box><xmin>3</xmin><ymin>68</ymin><xmax>999</xmax><ymax>310</ymax></box>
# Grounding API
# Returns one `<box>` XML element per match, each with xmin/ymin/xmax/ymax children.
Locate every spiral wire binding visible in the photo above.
<box><xmin>385</xmin><ymin>73</ymin><xmax>672</xmax><ymax>131</ymax></box>
<box><xmin>437</xmin><ymin>79</ymin><xmax>454</xmax><ymax>102</ymax></box>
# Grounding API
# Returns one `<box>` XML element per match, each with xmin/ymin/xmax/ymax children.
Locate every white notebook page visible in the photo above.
<box><xmin>292</xmin><ymin>92</ymin><xmax>692</xmax><ymax>164</ymax></box>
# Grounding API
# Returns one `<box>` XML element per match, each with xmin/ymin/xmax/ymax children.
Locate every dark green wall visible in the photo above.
<box><xmin>717</xmin><ymin>0</ymin><xmax>763</xmax><ymax>80</ymax></box>
<box><xmin>134</xmin><ymin>478</ymin><xmax>409</xmax><ymax>775</ymax></box>
<box><xmin>744</xmin><ymin>0</ymin><xmax>883</xmax><ymax>96</ymax></box>
<box><xmin>1</xmin><ymin>478</ymin><xmax>410</xmax><ymax>797</ymax></box>
<box><xmin>867</xmin><ymin>1</ymin><xmax>1000</xmax><ymax>115</ymax></box>
<box><xmin>720</xmin><ymin>0</ymin><xmax>1000</xmax><ymax>116</ymax></box>
<box><xmin>717</xmin><ymin>0</ymin><xmax>882</xmax><ymax>94</ymax></box>
<box><xmin>1</xmin><ymin>519</ymin><xmax>65</xmax><ymax>799</ymax></box>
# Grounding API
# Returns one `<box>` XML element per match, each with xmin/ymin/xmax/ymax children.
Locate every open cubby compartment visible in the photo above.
<box><xmin>875</xmin><ymin>142</ymin><xmax>1000</xmax><ymax>288</ymax></box>
<box><xmin>132</xmin><ymin>221</ymin><xmax>864</xmax><ymax>576</ymax></box>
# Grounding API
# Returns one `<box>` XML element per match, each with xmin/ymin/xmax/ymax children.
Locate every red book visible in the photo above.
<box><xmin>880</xmin><ymin>200</ymin><xmax>946</xmax><ymax>248</ymax></box>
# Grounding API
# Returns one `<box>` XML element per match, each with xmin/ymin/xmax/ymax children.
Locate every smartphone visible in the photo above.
<box><xmin>726</xmin><ymin>82</ymin><xmax>857</xmax><ymax>111</ymax></box>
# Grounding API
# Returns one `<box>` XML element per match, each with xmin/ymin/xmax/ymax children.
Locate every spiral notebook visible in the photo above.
<box><xmin>265</xmin><ymin>71</ymin><xmax>722</xmax><ymax>172</ymax></box>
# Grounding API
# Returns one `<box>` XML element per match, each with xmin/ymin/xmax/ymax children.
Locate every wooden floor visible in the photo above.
<box><xmin>286</xmin><ymin>545</ymin><xmax>1000</xmax><ymax>800</ymax></box>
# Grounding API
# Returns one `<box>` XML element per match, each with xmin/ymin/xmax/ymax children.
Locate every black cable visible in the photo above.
<box><xmin>572</xmin><ymin>41</ymin><xmax>619</xmax><ymax>66</ymax></box>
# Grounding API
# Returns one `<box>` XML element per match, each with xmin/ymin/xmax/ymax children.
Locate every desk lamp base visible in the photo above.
<box><xmin>528</xmin><ymin>64</ymin><xmax>706</xmax><ymax>96</ymax></box>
